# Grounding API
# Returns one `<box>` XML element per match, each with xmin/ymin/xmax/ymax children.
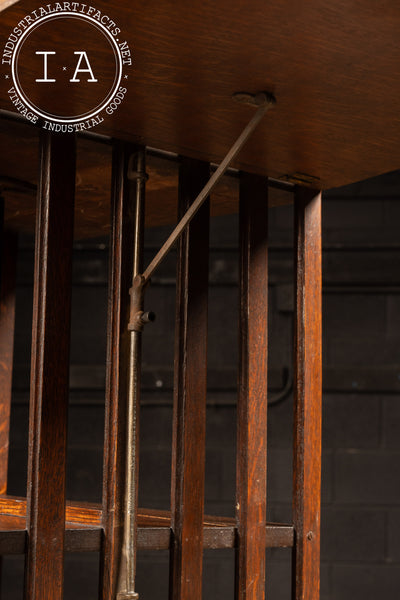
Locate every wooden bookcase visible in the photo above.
<box><xmin>0</xmin><ymin>130</ymin><xmax>321</xmax><ymax>599</ymax></box>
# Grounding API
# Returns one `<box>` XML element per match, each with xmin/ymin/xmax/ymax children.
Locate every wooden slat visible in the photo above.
<box><xmin>0</xmin><ymin>223</ymin><xmax>17</xmax><ymax>495</ymax></box>
<box><xmin>100</xmin><ymin>142</ymin><xmax>137</xmax><ymax>599</ymax></box>
<box><xmin>25</xmin><ymin>132</ymin><xmax>76</xmax><ymax>599</ymax></box>
<box><xmin>0</xmin><ymin>497</ymin><xmax>293</xmax><ymax>553</ymax></box>
<box><xmin>293</xmin><ymin>188</ymin><xmax>322</xmax><ymax>600</ymax></box>
<box><xmin>0</xmin><ymin>522</ymin><xmax>294</xmax><ymax>555</ymax></box>
<box><xmin>170</xmin><ymin>158</ymin><xmax>210</xmax><ymax>600</ymax></box>
<box><xmin>236</xmin><ymin>173</ymin><xmax>269</xmax><ymax>600</ymax></box>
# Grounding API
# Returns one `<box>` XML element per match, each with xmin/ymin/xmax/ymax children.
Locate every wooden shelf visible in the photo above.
<box><xmin>0</xmin><ymin>496</ymin><xmax>293</xmax><ymax>553</ymax></box>
<box><xmin>2</xmin><ymin>0</ymin><xmax>400</xmax><ymax>191</ymax></box>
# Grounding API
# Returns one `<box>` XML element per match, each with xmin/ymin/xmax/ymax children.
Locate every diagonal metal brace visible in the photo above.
<box><xmin>142</xmin><ymin>91</ymin><xmax>276</xmax><ymax>284</ymax></box>
<box><xmin>117</xmin><ymin>92</ymin><xmax>275</xmax><ymax>600</ymax></box>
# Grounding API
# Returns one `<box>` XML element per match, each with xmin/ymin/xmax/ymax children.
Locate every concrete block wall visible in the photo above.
<box><xmin>4</xmin><ymin>169</ymin><xmax>400</xmax><ymax>598</ymax></box>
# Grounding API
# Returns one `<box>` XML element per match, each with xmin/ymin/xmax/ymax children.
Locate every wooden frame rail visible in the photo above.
<box><xmin>0</xmin><ymin>497</ymin><xmax>294</xmax><ymax>554</ymax></box>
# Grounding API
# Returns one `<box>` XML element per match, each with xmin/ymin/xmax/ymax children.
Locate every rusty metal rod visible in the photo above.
<box><xmin>142</xmin><ymin>93</ymin><xmax>275</xmax><ymax>284</ymax></box>
<box><xmin>115</xmin><ymin>94</ymin><xmax>274</xmax><ymax>598</ymax></box>
<box><xmin>116</xmin><ymin>149</ymin><xmax>146</xmax><ymax>600</ymax></box>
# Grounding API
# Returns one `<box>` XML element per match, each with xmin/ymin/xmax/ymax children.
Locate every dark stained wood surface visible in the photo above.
<box><xmin>2</xmin><ymin>0</ymin><xmax>400</xmax><ymax>195</ymax></box>
<box><xmin>293</xmin><ymin>188</ymin><xmax>322</xmax><ymax>600</ymax></box>
<box><xmin>170</xmin><ymin>158</ymin><xmax>210</xmax><ymax>600</ymax></box>
<box><xmin>0</xmin><ymin>497</ymin><xmax>294</xmax><ymax>553</ymax></box>
<box><xmin>0</xmin><ymin>116</ymin><xmax>293</xmax><ymax>238</ymax></box>
<box><xmin>236</xmin><ymin>173</ymin><xmax>269</xmax><ymax>600</ymax></box>
<box><xmin>25</xmin><ymin>132</ymin><xmax>75</xmax><ymax>599</ymax></box>
<box><xmin>0</xmin><ymin>227</ymin><xmax>17</xmax><ymax>495</ymax></box>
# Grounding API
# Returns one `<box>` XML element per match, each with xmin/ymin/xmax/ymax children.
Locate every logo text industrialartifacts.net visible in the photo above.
<box><xmin>2</xmin><ymin>2</ymin><xmax>132</xmax><ymax>132</ymax></box>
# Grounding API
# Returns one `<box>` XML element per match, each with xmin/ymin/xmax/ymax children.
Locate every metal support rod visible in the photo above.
<box><xmin>142</xmin><ymin>93</ymin><xmax>275</xmax><ymax>283</ymax></box>
<box><xmin>115</xmin><ymin>93</ymin><xmax>274</xmax><ymax>598</ymax></box>
<box><xmin>116</xmin><ymin>149</ymin><xmax>146</xmax><ymax>600</ymax></box>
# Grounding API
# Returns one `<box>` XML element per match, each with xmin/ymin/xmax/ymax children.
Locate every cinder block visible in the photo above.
<box><xmin>332</xmin><ymin>565</ymin><xmax>400</xmax><ymax>600</ymax></box>
<box><xmin>266</xmin><ymin>502</ymin><xmax>292</xmax><ymax>524</ymax></box>
<box><xmin>387</xmin><ymin>510</ymin><xmax>400</xmax><ymax>562</ymax></box>
<box><xmin>206</xmin><ymin>405</ymin><xmax>236</xmax><ymax>449</ymax></box>
<box><xmin>140</xmin><ymin>405</ymin><xmax>173</xmax><ymax>450</ymax></box>
<box><xmin>328</xmin><ymin>334</ymin><xmax>389</xmax><ymax>367</ymax></box>
<box><xmin>64</xmin><ymin>553</ymin><xmax>99</xmax><ymax>600</ymax></box>
<box><xmin>1</xmin><ymin>556</ymin><xmax>25</xmax><ymax>600</ymax></box>
<box><xmin>203</xmin><ymin>550</ymin><xmax>235</xmax><ymax>598</ymax></box>
<box><xmin>383</xmin><ymin>197</ymin><xmax>400</xmax><ymax>225</ymax></box>
<box><xmin>265</xmin><ymin>552</ymin><xmax>292</xmax><ymax>598</ymax></box>
<box><xmin>66</xmin><ymin>448</ymin><xmax>103</xmax><ymax>503</ymax></box>
<box><xmin>208</xmin><ymin>287</ymin><xmax>239</xmax><ymax>368</ymax></box>
<box><xmin>205</xmin><ymin>448</ymin><xmax>235</xmax><ymax>503</ymax></box>
<box><xmin>267</xmin><ymin>449</ymin><xmax>292</xmax><ymax>504</ymax></box>
<box><xmin>386</xmin><ymin>296</ymin><xmax>400</xmax><ymax>336</ymax></box>
<box><xmin>324</xmin><ymin>294</ymin><xmax>386</xmax><ymax>338</ymax></box>
<box><xmin>335</xmin><ymin>451</ymin><xmax>400</xmax><ymax>504</ymax></box>
<box><xmin>136</xmin><ymin>551</ymin><xmax>170</xmax><ymax>597</ymax></box>
<box><xmin>8</xmin><ymin>401</ymin><xmax>29</xmax><ymax>447</ymax></box>
<box><xmin>67</xmin><ymin>402</ymin><xmax>105</xmax><ymax>449</ymax></box>
<box><xmin>323</xmin><ymin>199</ymin><xmax>383</xmax><ymax>229</ymax></box>
<box><xmin>267</xmin><ymin>449</ymin><xmax>332</xmax><ymax>505</ymax></box>
<box><xmin>138</xmin><ymin>448</ymin><xmax>171</xmax><ymax>508</ymax></box>
<box><xmin>267</xmin><ymin>394</ymin><xmax>293</xmax><ymax>449</ymax></box>
<box><xmin>70</xmin><ymin>287</ymin><xmax>108</xmax><ymax>364</ymax></box>
<box><xmin>323</xmin><ymin>394</ymin><xmax>380</xmax><ymax>449</ymax></box>
<box><xmin>210</xmin><ymin>213</ymin><xmax>239</xmax><ymax>246</ymax></box>
<box><xmin>322</xmin><ymin>450</ymin><xmax>333</xmax><ymax>504</ymax></box>
<box><xmin>13</xmin><ymin>284</ymin><xmax>34</xmax><ymax>365</ymax></box>
<box><xmin>383</xmin><ymin>398</ymin><xmax>400</xmax><ymax>449</ymax></box>
<box><xmin>6</xmin><ymin>446</ymin><xmax>27</xmax><ymax>498</ymax></box>
<box><xmin>321</xmin><ymin>508</ymin><xmax>385</xmax><ymax>561</ymax></box>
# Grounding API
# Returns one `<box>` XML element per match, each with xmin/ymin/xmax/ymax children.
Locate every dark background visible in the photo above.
<box><xmin>2</xmin><ymin>167</ymin><xmax>400</xmax><ymax>598</ymax></box>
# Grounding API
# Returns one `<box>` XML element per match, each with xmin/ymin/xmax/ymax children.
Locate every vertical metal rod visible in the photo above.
<box><xmin>116</xmin><ymin>150</ymin><xmax>146</xmax><ymax>600</ymax></box>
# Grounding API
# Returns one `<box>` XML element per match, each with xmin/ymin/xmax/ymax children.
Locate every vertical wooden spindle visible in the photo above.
<box><xmin>236</xmin><ymin>172</ymin><xmax>269</xmax><ymax>600</ymax></box>
<box><xmin>292</xmin><ymin>187</ymin><xmax>322</xmax><ymax>600</ymax></box>
<box><xmin>25</xmin><ymin>132</ymin><xmax>76</xmax><ymax>599</ymax></box>
<box><xmin>0</xmin><ymin>218</ymin><xmax>17</xmax><ymax>495</ymax></box>
<box><xmin>169</xmin><ymin>157</ymin><xmax>210</xmax><ymax>600</ymax></box>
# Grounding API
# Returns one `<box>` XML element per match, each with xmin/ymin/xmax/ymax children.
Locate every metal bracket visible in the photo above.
<box><xmin>128</xmin><ymin>274</ymin><xmax>155</xmax><ymax>332</ymax></box>
<box><xmin>127</xmin><ymin>153</ymin><xmax>149</xmax><ymax>182</ymax></box>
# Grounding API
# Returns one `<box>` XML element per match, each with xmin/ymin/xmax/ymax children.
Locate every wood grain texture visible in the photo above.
<box><xmin>236</xmin><ymin>173</ymin><xmax>269</xmax><ymax>600</ymax></box>
<box><xmin>0</xmin><ymin>0</ymin><xmax>20</xmax><ymax>12</ymax></box>
<box><xmin>0</xmin><ymin>497</ymin><xmax>294</xmax><ymax>553</ymax></box>
<box><xmin>2</xmin><ymin>0</ymin><xmax>400</xmax><ymax>190</ymax></box>
<box><xmin>0</xmin><ymin>225</ymin><xmax>17</xmax><ymax>495</ymax></box>
<box><xmin>100</xmin><ymin>141</ymin><xmax>139</xmax><ymax>599</ymax></box>
<box><xmin>0</xmin><ymin>118</ymin><xmax>293</xmax><ymax>236</ymax></box>
<box><xmin>170</xmin><ymin>158</ymin><xmax>210</xmax><ymax>600</ymax></box>
<box><xmin>25</xmin><ymin>132</ymin><xmax>75</xmax><ymax>599</ymax></box>
<box><xmin>293</xmin><ymin>188</ymin><xmax>322</xmax><ymax>600</ymax></box>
